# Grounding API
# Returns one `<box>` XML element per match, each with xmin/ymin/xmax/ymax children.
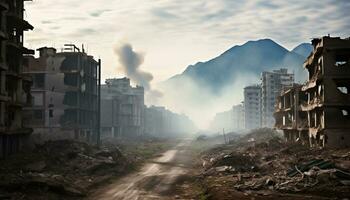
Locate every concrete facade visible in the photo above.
<box><xmin>302</xmin><ymin>36</ymin><xmax>350</xmax><ymax>148</ymax></box>
<box><xmin>0</xmin><ymin>0</ymin><xmax>34</xmax><ymax>158</ymax></box>
<box><xmin>101</xmin><ymin>78</ymin><xmax>144</xmax><ymax>138</ymax></box>
<box><xmin>22</xmin><ymin>45</ymin><xmax>100</xmax><ymax>143</ymax></box>
<box><xmin>244</xmin><ymin>85</ymin><xmax>262</xmax><ymax>130</ymax></box>
<box><xmin>262</xmin><ymin>69</ymin><xmax>294</xmax><ymax>128</ymax></box>
<box><xmin>274</xmin><ymin>84</ymin><xmax>308</xmax><ymax>145</ymax></box>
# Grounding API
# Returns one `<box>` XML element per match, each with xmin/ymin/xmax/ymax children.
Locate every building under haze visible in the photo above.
<box><xmin>232</xmin><ymin>104</ymin><xmax>245</xmax><ymax>131</ymax></box>
<box><xmin>0</xmin><ymin>0</ymin><xmax>34</xmax><ymax>158</ymax></box>
<box><xmin>101</xmin><ymin>78</ymin><xmax>145</xmax><ymax>138</ymax></box>
<box><xmin>144</xmin><ymin>106</ymin><xmax>195</xmax><ymax>137</ymax></box>
<box><xmin>261</xmin><ymin>69</ymin><xmax>294</xmax><ymax>128</ymax></box>
<box><xmin>244</xmin><ymin>85</ymin><xmax>262</xmax><ymax>130</ymax></box>
<box><xmin>210</xmin><ymin>110</ymin><xmax>233</xmax><ymax>133</ymax></box>
<box><xmin>22</xmin><ymin>45</ymin><xmax>100</xmax><ymax>143</ymax></box>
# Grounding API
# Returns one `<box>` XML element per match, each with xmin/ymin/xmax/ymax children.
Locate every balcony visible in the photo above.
<box><xmin>6</xmin><ymin>14</ymin><xmax>34</xmax><ymax>31</ymax></box>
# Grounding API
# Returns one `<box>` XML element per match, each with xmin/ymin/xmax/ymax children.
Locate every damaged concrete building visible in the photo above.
<box><xmin>22</xmin><ymin>45</ymin><xmax>101</xmax><ymax>143</ymax></box>
<box><xmin>275</xmin><ymin>36</ymin><xmax>350</xmax><ymax>148</ymax></box>
<box><xmin>274</xmin><ymin>84</ymin><xmax>308</xmax><ymax>145</ymax></box>
<box><xmin>0</xmin><ymin>0</ymin><xmax>34</xmax><ymax>158</ymax></box>
<box><xmin>101</xmin><ymin>78</ymin><xmax>144</xmax><ymax>138</ymax></box>
<box><xmin>301</xmin><ymin>36</ymin><xmax>350</xmax><ymax>147</ymax></box>
<box><xmin>262</xmin><ymin>69</ymin><xmax>294</xmax><ymax>128</ymax></box>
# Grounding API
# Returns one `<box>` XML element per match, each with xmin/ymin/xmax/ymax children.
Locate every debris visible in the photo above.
<box><xmin>0</xmin><ymin>140</ymin><xmax>129</xmax><ymax>199</ymax></box>
<box><xmin>197</xmin><ymin>128</ymin><xmax>350</xmax><ymax>199</ymax></box>
<box><xmin>24</xmin><ymin>161</ymin><xmax>46</xmax><ymax>172</ymax></box>
<box><xmin>287</xmin><ymin>159</ymin><xmax>334</xmax><ymax>177</ymax></box>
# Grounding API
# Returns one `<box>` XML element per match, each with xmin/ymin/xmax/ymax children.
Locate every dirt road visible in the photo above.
<box><xmin>88</xmin><ymin>140</ymin><xmax>194</xmax><ymax>200</ymax></box>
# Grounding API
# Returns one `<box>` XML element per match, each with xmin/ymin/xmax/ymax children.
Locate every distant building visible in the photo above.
<box><xmin>101</xmin><ymin>78</ymin><xmax>144</xmax><ymax>138</ymax></box>
<box><xmin>232</xmin><ymin>104</ymin><xmax>245</xmax><ymax>131</ymax></box>
<box><xmin>0</xmin><ymin>0</ymin><xmax>34</xmax><ymax>158</ymax></box>
<box><xmin>23</xmin><ymin>45</ymin><xmax>100</xmax><ymax>143</ymax></box>
<box><xmin>210</xmin><ymin>110</ymin><xmax>233</xmax><ymax>133</ymax></box>
<box><xmin>144</xmin><ymin>106</ymin><xmax>167</xmax><ymax>137</ymax></box>
<box><xmin>274</xmin><ymin>84</ymin><xmax>308</xmax><ymax>144</ymax></box>
<box><xmin>261</xmin><ymin>69</ymin><xmax>294</xmax><ymax>127</ymax></box>
<box><xmin>244</xmin><ymin>85</ymin><xmax>262</xmax><ymax>130</ymax></box>
<box><xmin>301</xmin><ymin>36</ymin><xmax>350</xmax><ymax>147</ymax></box>
<box><xmin>144</xmin><ymin>106</ymin><xmax>196</xmax><ymax>137</ymax></box>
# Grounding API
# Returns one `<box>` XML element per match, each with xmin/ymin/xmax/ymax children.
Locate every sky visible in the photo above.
<box><xmin>25</xmin><ymin>0</ymin><xmax>350</xmax><ymax>128</ymax></box>
<box><xmin>25</xmin><ymin>0</ymin><xmax>350</xmax><ymax>83</ymax></box>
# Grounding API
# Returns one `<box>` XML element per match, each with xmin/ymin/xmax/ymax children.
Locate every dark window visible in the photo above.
<box><xmin>33</xmin><ymin>74</ymin><xmax>45</xmax><ymax>89</ymax></box>
<box><xmin>34</xmin><ymin>110</ymin><xmax>44</xmax><ymax>120</ymax></box>
<box><xmin>64</xmin><ymin>74</ymin><xmax>78</xmax><ymax>86</ymax></box>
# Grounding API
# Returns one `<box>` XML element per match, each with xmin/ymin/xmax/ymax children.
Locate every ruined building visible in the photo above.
<box><xmin>244</xmin><ymin>85</ymin><xmax>262</xmax><ymax>130</ymax></box>
<box><xmin>101</xmin><ymin>78</ymin><xmax>144</xmax><ymax>138</ymax></box>
<box><xmin>262</xmin><ymin>69</ymin><xmax>294</xmax><ymax>128</ymax></box>
<box><xmin>302</xmin><ymin>36</ymin><xmax>350</xmax><ymax>147</ymax></box>
<box><xmin>23</xmin><ymin>45</ymin><xmax>101</xmax><ymax>143</ymax></box>
<box><xmin>274</xmin><ymin>84</ymin><xmax>308</xmax><ymax>145</ymax></box>
<box><xmin>0</xmin><ymin>0</ymin><xmax>34</xmax><ymax>158</ymax></box>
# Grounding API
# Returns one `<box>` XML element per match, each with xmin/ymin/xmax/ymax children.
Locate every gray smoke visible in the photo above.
<box><xmin>115</xmin><ymin>43</ymin><xmax>153</xmax><ymax>90</ymax></box>
<box><xmin>115</xmin><ymin>43</ymin><xmax>163</xmax><ymax>104</ymax></box>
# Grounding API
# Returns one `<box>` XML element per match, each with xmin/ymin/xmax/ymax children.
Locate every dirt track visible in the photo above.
<box><xmin>88</xmin><ymin>140</ymin><xmax>194</xmax><ymax>200</ymax></box>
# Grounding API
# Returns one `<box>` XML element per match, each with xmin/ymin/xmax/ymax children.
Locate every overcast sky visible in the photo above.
<box><xmin>25</xmin><ymin>0</ymin><xmax>350</xmax><ymax>84</ymax></box>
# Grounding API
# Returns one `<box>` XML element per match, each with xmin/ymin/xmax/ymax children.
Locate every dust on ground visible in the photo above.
<box><xmin>88</xmin><ymin>140</ymin><xmax>197</xmax><ymax>200</ymax></box>
<box><xmin>0</xmin><ymin>138</ymin><xmax>175</xmax><ymax>200</ymax></box>
<box><xmin>180</xmin><ymin>128</ymin><xmax>350</xmax><ymax>200</ymax></box>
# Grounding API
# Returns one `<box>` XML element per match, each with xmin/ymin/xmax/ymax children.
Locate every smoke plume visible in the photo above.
<box><xmin>114</xmin><ymin>43</ymin><xmax>163</xmax><ymax>104</ymax></box>
<box><xmin>115</xmin><ymin>43</ymin><xmax>152</xmax><ymax>90</ymax></box>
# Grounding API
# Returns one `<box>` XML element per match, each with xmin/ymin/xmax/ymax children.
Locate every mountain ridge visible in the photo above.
<box><xmin>164</xmin><ymin>38</ymin><xmax>311</xmax><ymax>95</ymax></box>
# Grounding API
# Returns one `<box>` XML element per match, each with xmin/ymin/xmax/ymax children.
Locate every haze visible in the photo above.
<box><xmin>25</xmin><ymin>0</ymin><xmax>350</xmax><ymax>128</ymax></box>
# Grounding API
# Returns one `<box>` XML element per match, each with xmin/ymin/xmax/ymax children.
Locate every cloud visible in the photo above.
<box><xmin>151</xmin><ymin>8</ymin><xmax>179</xmax><ymax>19</ymax></box>
<box><xmin>41</xmin><ymin>20</ymin><xmax>52</xmax><ymax>24</ymax></box>
<box><xmin>25</xmin><ymin>0</ymin><xmax>350</xmax><ymax>128</ymax></box>
<box><xmin>78</xmin><ymin>28</ymin><xmax>97</xmax><ymax>35</ymax></box>
<box><xmin>90</xmin><ymin>9</ymin><xmax>111</xmax><ymax>17</ymax></box>
<box><xmin>256</xmin><ymin>0</ymin><xmax>280</xmax><ymax>9</ymax></box>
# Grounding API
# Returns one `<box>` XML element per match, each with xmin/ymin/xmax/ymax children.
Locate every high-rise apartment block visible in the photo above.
<box><xmin>261</xmin><ymin>69</ymin><xmax>294</xmax><ymax>127</ymax></box>
<box><xmin>244</xmin><ymin>85</ymin><xmax>262</xmax><ymax>130</ymax></box>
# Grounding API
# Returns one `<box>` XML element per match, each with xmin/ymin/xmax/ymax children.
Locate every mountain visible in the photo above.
<box><xmin>291</xmin><ymin>43</ymin><xmax>313</xmax><ymax>58</ymax></box>
<box><xmin>164</xmin><ymin>39</ymin><xmax>309</xmax><ymax>95</ymax></box>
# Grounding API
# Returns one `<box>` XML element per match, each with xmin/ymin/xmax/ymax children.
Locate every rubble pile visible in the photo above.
<box><xmin>0</xmin><ymin>140</ymin><xmax>129</xmax><ymax>199</ymax></box>
<box><xmin>200</xmin><ymin>129</ymin><xmax>350</xmax><ymax>198</ymax></box>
